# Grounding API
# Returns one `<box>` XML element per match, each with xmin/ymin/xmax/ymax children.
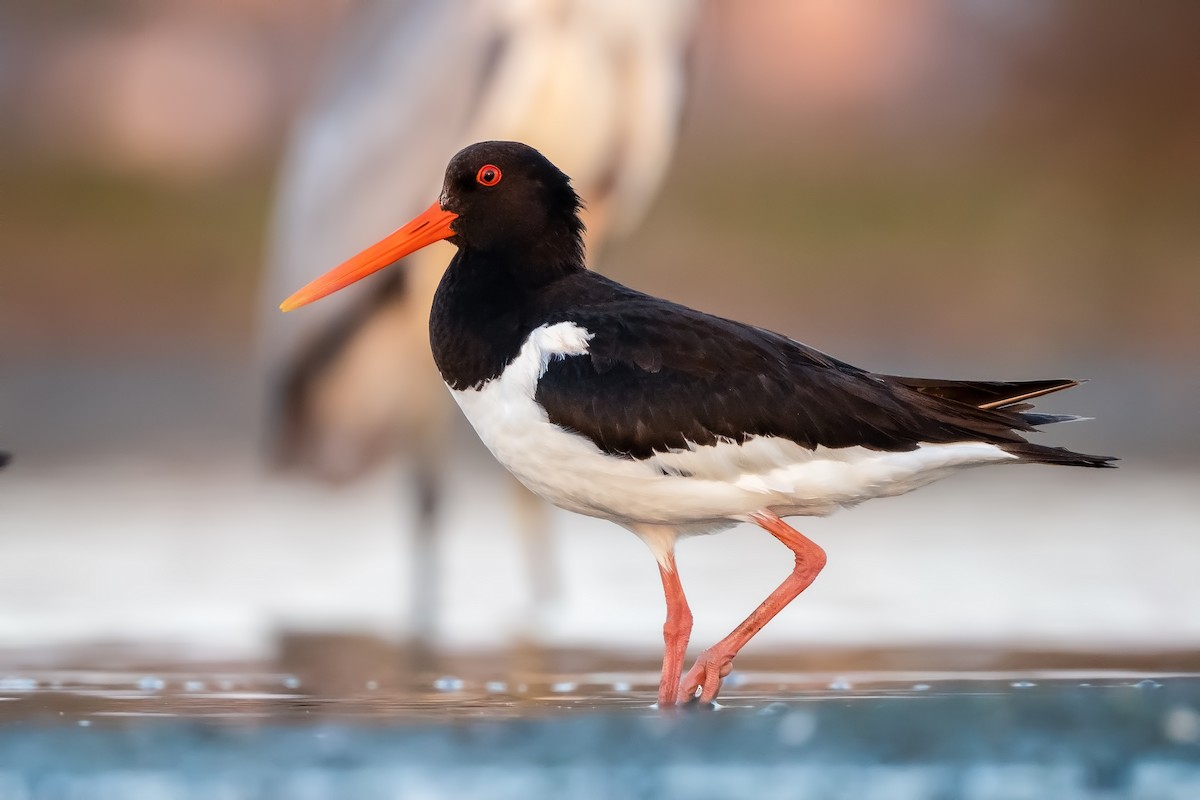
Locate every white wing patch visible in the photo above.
<box><xmin>491</xmin><ymin>321</ymin><xmax>594</xmax><ymax>396</ymax></box>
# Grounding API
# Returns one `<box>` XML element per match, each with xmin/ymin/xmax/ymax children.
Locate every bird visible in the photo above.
<box><xmin>279</xmin><ymin>141</ymin><xmax>1115</xmax><ymax>706</ymax></box>
<box><xmin>259</xmin><ymin>0</ymin><xmax>696</xmax><ymax>644</ymax></box>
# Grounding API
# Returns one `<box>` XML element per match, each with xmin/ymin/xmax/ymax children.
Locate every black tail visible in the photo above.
<box><xmin>886</xmin><ymin>376</ymin><xmax>1116</xmax><ymax>468</ymax></box>
<box><xmin>1001</xmin><ymin>441</ymin><xmax>1117</xmax><ymax>468</ymax></box>
<box><xmin>886</xmin><ymin>377</ymin><xmax>1079</xmax><ymax>410</ymax></box>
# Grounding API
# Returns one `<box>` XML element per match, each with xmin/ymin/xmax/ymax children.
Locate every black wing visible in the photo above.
<box><xmin>533</xmin><ymin>290</ymin><xmax>1113</xmax><ymax>467</ymax></box>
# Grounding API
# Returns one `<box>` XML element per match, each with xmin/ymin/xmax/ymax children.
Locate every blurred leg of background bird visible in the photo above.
<box><xmin>679</xmin><ymin>512</ymin><xmax>827</xmax><ymax>704</ymax></box>
<box><xmin>269</xmin><ymin>257</ymin><xmax>454</xmax><ymax>663</ymax></box>
<box><xmin>511</xmin><ymin>480</ymin><xmax>558</xmax><ymax>638</ymax></box>
<box><xmin>656</xmin><ymin>551</ymin><xmax>693</xmax><ymax>707</ymax></box>
<box><xmin>408</xmin><ymin>447</ymin><xmax>444</xmax><ymax>669</ymax></box>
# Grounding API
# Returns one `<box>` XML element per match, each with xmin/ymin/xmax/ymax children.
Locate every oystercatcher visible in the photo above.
<box><xmin>281</xmin><ymin>141</ymin><xmax>1115</xmax><ymax>705</ymax></box>
<box><xmin>261</xmin><ymin>0</ymin><xmax>696</xmax><ymax>644</ymax></box>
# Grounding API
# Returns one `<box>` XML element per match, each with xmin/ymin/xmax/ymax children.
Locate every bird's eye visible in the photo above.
<box><xmin>476</xmin><ymin>165</ymin><xmax>502</xmax><ymax>186</ymax></box>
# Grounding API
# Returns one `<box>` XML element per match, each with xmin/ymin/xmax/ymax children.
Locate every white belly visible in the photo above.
<box><xmin>449</xmin><ymin>323</ymin><xmax>1017</xmax><ymax>530</ymax></box>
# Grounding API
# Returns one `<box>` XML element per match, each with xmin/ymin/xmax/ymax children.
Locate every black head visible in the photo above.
<box><xmin>439</xmin><ymin>141</ymin><xmax>585</xmax><ymax>267</ymax></box>
<box><xmin>280</xmin><ymin>141</ymin><xmax>585</xmax><ymax>312</ymax></box>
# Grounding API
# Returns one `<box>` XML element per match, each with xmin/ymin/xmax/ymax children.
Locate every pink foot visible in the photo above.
<box><xmin>678</xmin><ymin>646</ymin><xmax>736</xmax><ymax>704</ymax></box>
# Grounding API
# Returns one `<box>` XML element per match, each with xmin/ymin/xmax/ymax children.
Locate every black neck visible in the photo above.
<box><xmin>429</xmin><ymin>246</ymin><xmax>583</xmax><ymax>390</ymax></box>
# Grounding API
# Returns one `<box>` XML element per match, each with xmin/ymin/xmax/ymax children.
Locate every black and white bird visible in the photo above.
<box><xmin>280</xmin><ymin>141</ymin><xmax>1115</xmax><ymax>706</ymax></box>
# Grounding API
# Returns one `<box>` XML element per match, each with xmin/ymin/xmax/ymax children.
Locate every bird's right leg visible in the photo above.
<box><xmin>657</xmin><ymin>551</ymin><xmax>693</xmax><ymax>707</ymax></box>
<box><xmin>678</xmin><ymin>511</ymin><xmax>826</xmax><ymax>704</ymax></box>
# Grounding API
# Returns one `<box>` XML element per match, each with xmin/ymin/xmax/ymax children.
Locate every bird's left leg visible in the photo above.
<box><xmin>678</xmin><ymin>511</ymin><xmax>826</xmax><ymax>704</ymax></box>
<box><xmin>657</xmin><ymin>551</ymin><xmax>693</xmax><ymax>706</ymax></box>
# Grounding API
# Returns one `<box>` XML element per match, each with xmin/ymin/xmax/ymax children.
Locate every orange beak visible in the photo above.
<box><xmin>279</xmin><ymin>201</ymin><xmax>458</xmax><ymax>312</ymax></box>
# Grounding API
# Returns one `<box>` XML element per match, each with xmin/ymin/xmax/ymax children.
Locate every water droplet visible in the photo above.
<box><xmin>283</xmin><ymin>676</ymin><xmax>301</xmax><ymax>690</ymax></box>
<box><xmin>612</xmin><ymin>681</ymin><xmax>632</xmax><ymax>693</ymax></box>
<box><xmin>433</xmin><ymin>676</ymin><xmax>463</xmax><ymax>692</ymax></box>
<box><xmin>1011</xmin><ymin>681</ymin><xmax>1036</xmax><ymax>688</ymax></box>
<box><xmin>551</xmin><ymin>681</ymin><xmax>577</xmax><ymax>693</ymax></box>
<box><xmin>1135</xmin><ymin>679</ymin><xmax>1163</xmax><ymax>689</ymax></box>
<box><xmin>183</xmin><ymin>680</ymin><xmax>205</xmax><ymax>692</ymax></box>
<box><xmin>912</xmin><ymin>683</ymin><xmax>931</xmax><ymax>692</ymax></box>
<box><xmin>778</xmin><ymin>711</ymin><xmax>818</xmax><ymax>745</ymax></box>
<box><xmin>137</xmin><ymin>676</ymin><xmax>165</xmax><ymax>692</ymax></box>
<box><xmin>77</xmin><ymin>720</ymin><xmax>91</xmax><ymax>727</ymax></box>
<box><xmin>828</xmin><ymin>678</ymin><xmax>853</xmax><ymax>691</ymax></box>
<box><xmin>484</xmin><ymin>681</ymin><xmax>507</xmax><ymax>693</ymax></box>
<box><xmin>1164</xmin><ymin>706</ymin><xmax>1200</xmax><ymax>744</ymax></box>
<box><xmin>365</xmin><ymin>680</ymin><xmax>379</xmax><ymax>691</ymax></box>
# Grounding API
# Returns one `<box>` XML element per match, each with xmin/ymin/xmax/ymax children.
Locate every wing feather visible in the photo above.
<box><xmin>529</xmin><ymin>274</ymin><xmax>1113</xmax><ymax>468</ymax></box>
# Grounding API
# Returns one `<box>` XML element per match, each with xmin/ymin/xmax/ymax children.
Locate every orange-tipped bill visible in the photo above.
<box><xmin>280</xmin><ymin>201</ymin><xmax>457</xmax><ymax>312</ymax></box>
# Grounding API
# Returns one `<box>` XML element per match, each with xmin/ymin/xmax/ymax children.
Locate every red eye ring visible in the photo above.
<box><xmin>476</xmin><ymin>164</ymin><xmax>502</xmax><ymax>186</ymax></box>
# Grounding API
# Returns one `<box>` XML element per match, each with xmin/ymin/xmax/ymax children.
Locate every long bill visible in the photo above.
<box><xmin>279</xmin><ymin>201</ymin><xmax>458</xmax><ymax>312</ymax></box>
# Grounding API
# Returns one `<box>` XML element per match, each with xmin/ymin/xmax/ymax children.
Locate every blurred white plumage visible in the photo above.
<box><xmin>260</xmin><ymin>0</ymin><xmax>696</xmax><ymax>642</ymax></box>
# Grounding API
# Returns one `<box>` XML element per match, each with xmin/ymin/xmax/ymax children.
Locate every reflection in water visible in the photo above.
<box><xmin>1</xmin><ymin>641</ymin><xmax>1199</xmax><ymax>799</ymax></box>
<box><xmin>1</xmin><ymin>635</ymin><xmax>1198</xmax><ymax>724</ymax></box>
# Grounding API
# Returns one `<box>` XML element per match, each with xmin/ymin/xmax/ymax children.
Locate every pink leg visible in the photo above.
<box><xmin>657</xmin><ymin>552</ymin><xmax>693</xmax><ymax>706</ymax></box>
<box><xmin>678</xmin><ymin>511</ymin><xmax>826</xmax><ymax>704</ymax></box>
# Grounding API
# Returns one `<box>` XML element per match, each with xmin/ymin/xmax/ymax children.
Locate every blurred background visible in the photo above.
<box><xmin>1</xmin><ymin>0</ymin><xmax>1198</xmax><ymax>683</ymax></box>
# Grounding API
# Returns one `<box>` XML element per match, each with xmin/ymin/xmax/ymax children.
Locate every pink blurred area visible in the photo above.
<box><xmin>7</xmin><ymin>2</ymin><xmax>1079</xmax><ymax>171</ymax></box>
<box><xmin>10</xmin><ymin>0</ymin><xmax>346</xmax><ymax>174</ymax></box>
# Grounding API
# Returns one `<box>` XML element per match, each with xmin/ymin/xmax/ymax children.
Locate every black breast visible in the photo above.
<box><xmin>428</xmin><ymin>251</ymin><xmax>607</xmax><ymax>390</ymax></box>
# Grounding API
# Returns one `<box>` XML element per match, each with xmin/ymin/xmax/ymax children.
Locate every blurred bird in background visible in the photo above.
<box><xmin>259</xmin><ymin>0</ymin><xmax>697</xmax><ymax>645</ymax></box>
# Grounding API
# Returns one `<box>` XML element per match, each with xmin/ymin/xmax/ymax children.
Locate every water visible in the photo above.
<box><xmin>1</xmin><ymin>664</ymin><xmax>1198</xmax><ymax>799</ymax></box>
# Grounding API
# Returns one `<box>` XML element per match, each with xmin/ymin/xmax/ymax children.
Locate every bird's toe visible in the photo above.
<box><xmin>678</xmin><ymin>648</ymin><xmax>735</xmax><ymax>704</ymax></box>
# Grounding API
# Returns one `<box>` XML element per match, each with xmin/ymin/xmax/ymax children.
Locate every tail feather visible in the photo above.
<box><xmin>886</xmin><ymin>375</ymin><xmax>1116</xmax><ymax>468</ymax></box>
<box><xmin>1019</xmin><ymin>412</ymin><xmax>1090</xmax><ymax>426</ymax></box>
<box><xmin>885</xmin><ymin>377</ymin><xmax>1079</xmax><ymax>410</ymax></box>
<box><xmin>1001</xmin><ymin>442</ymin><xmax>1117</xmax><ymax>468</ymax></box>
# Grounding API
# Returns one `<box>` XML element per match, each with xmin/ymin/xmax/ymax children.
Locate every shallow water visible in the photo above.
<box><xmin>1</xmin><ymin>662</ymin><xmax>1198</xmax><ymax>799</ymax></box>
<box><xmin>0</xmin><ymin>664</ymin><xmax>1195</xmax><ymax>723</ymax></box>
